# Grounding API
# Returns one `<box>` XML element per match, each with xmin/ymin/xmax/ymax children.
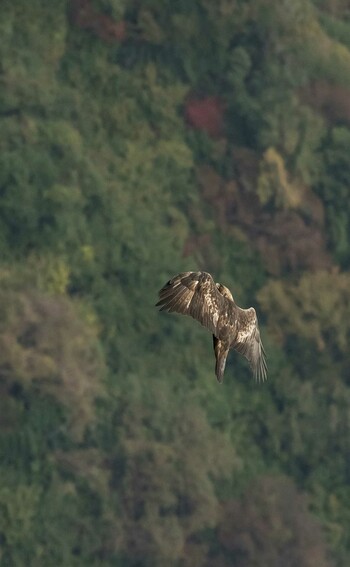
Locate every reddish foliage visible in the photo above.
<box><xmin>255</xmin><ymin>211</ymin><xmax>332</xmax><ymax>275</ymax></box>
<box><xmin>299</xmin><ymin>81</ymin><xmax>350</xmax><ymax>126</ymax></box>
<box><xmin>191</xmin><ymin>160</ymin><xmax>332</xmax><ymax>276</ymax></box>
<box><xmin>215</xmin><ymin>475</ymin><xmax>332</xmax><ymax>567</ymax></box>
<box><xmin>317</xmin><ymin>0</ymin><xmax>350</xmax><ymax>19</ymax></box>
<box><xmin>70</xmin><ymin>0</ymin><xmax>126</xmax><ymax>43</ymax></box>
<box><xmin>185</xmin><ymin>96</ymin><xmax>225</xmax><ymax>138</ymax></box>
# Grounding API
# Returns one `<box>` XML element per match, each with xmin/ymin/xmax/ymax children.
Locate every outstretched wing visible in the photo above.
<box><xmin>233</xmin><ymin>308</ymin><xmax>267</xmax><ymax>382</ymax></box>
<box><xmin>156</xmin><ymin>271</ymin><xmax>233</xmax><ymax>339</ymax></box>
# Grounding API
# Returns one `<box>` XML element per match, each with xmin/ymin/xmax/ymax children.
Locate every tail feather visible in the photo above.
<box><xmin>213</xmin><ymin>335</ymin><xmax>229</xmax><ymax>383</ymax></box>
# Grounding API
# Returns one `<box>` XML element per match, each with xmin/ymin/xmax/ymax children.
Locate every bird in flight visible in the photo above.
<box><xmin>156</xmin><ymin>271</ymin><xmax>267</xmax><ymax>383</ymax></box>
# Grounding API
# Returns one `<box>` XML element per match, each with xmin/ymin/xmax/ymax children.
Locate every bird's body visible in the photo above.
<box><xmin>156</xmin><ymin>271</ymin><xmax>267</xmax><ymax>383</ymax></box>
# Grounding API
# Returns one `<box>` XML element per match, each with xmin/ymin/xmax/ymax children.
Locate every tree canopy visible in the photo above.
<box><xmin>1</xmin><ymin>0</ymin><xmax>350</xmax><ymax>564</ymax></box>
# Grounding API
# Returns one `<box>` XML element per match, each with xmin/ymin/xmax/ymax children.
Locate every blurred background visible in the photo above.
<box><xmin>1</xmin><ymin>0</ymin><xmax>350</xmax><ymax>565</ymax></box>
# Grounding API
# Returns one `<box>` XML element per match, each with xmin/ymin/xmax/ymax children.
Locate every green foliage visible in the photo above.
<box><xmin>0</xmin><ymin>0</ymin><xmax>66</xmax><ymax>109</ymax></box>
<box><xmin>258</xmin><ymin>270</ymin><xmax>350</xmax><ymax>353</ymax></box>
<box><xmin>0</xmin><ymin>479</ymin><xmax>41</xmax><ymax>566</ymax></box>
<box><xmin>111</xmin><ymin>377</ymin><xmax>237</xmax><ymax>565</ymax></box>
<box><xmin>0</xmin><ymin>0</ymin><xmax>350</xmax><ymax>565</ymax></box>
<box><xmin>316</xmin><ymin>127</ymin><xmax>350</xmax><ymax>267</ymax></box>
<box><xmin>318</xmin><ymin>12</ymin><xmax>350</xmax><ymax>49</ymax></box>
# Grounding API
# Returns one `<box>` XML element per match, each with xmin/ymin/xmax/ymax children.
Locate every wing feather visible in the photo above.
<box><xmin>156</xmin><ymin>272</ymin><xmax>267</xmax><ymax>383</ymax></box>
<box><xmin>233</xmin><ymin>308</ymin><xmax>267</xmax><ymax>382</ymax></box>
<box><xmin>156</xmin><ymin>271</ymin><xmax>233</xmax><ymax>338</ymax></box>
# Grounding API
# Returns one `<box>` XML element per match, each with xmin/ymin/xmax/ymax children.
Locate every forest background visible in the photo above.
<box><xmin>1</xmin><ymin>0</ymin><xmax>350</xmax><ymax>565</ymax></box>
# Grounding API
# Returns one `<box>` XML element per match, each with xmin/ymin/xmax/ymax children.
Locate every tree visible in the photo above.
<box><xmin>0</xmin><ymin>285</ymin><xmax>105</xmax><ymax>441</ymax></box>
<box><xmin>110</xmin><ymin>377</ymin><xmax>237</xmax><ymax>566</ymax></box>
<box><xmin>214</xmin><ymin>475</ymin><xmax>332</xmax><ymax>567</ymax></box>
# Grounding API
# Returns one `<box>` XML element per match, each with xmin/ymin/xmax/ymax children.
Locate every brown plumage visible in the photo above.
<box><xmin>156</xmin><ymin>271</ymin><xmax>267</xmax><ymax>383</ymax></box>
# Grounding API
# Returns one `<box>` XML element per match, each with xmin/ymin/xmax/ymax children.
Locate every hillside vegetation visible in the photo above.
<box><xmin>1</xmin><ymin>1</ymin><xmax>350</xmax><ymax>565</ymax></box>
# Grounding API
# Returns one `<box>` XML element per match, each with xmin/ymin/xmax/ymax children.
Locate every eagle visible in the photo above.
<box><xmin>156</xmin><ymin>271</ymin><xmax>267</xmax><ymax>383</ymax></box>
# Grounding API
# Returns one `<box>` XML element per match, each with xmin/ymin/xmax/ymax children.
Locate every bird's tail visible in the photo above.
<box><xmin>213</xmin><ymin>336</ymin><xmax>229</xmax><ymax>383</ymax></box>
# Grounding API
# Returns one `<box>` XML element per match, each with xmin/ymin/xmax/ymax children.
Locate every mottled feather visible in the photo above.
<box><xmin>213</xmin><ymin>335</ymin><xmax>229</xmax><ymax>383</ymax></box>
<box><xmin>156</xmin><ymin>271</ymin><xmax>267</xmax><ymax>383</ymax></box>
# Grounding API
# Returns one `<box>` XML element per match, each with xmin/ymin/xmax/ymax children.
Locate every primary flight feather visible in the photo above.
<box><xmin>156</xmin><ymin>271</ymin><xmax>267</xmax><ymax>383</ymax></box>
